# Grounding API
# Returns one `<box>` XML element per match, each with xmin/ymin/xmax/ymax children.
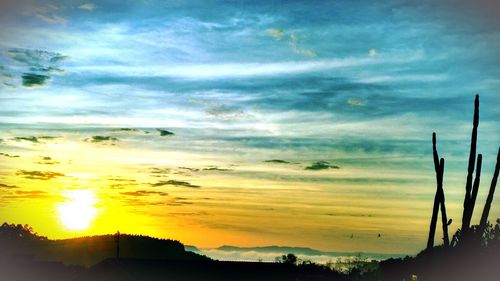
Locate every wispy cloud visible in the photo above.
<box><xmin>305</xmin><ymin>161</ymin><xmax>340</xmax><ymax>171</ymax></box>
<box><xmin>0</xmin><ymin>183</ymin><xmax>18</xmax><ymax>189</ymax></box>
<box><xmin>264</xmin><ymin>159</ymin><xmax>291</xmax><ymax>164</ymax></box>
<box><xmin>36</xmin><ymin>156</ymin><xmax>60</xmax><ymax>165</ymax></box>
<box><xmin>121</xmin><ymin>190</ymin><xmax>168</xmax><ymax>196</ymax></box>
<box><xmin>4</xmin><ymin>48</ymin><xmax>68</xmax><ymax>87</ymax></box>
<box><xmin>266</xmin><ymin>28</ymin><xmax>316</xmax><ymax>57</ymax></box>
<box><xmin>150</xmin><ymin>180</ymin><xmax>200</xmax><ymax>188</ymax></box>
<box><xmin>0</xmin><ymin>152</ymin><xmax>20</xmax><ymax>158</ymax></box>
<box><xmin>203</xmin><ymin>166</ymin><xmax>232</xmax><ymax>172</ymax></box>
<box><xmin>69</xmin><ymin>53</ymin><xmax>423</xmax><ymax>79</ymax></box>
<box><xmin>21</xmin><ymin>73</ymin><xmax>50</xmax><ymax>87</ymax></box>
<box><xmin>16</xmin><ymin>170</ymin><xmax>65</xmax><ymax>180</ymax></box>
<box><xmin>84</xmin><ymin>136</ymin><xmax>119</xmax><ymax>143</ymax></box>
<box><xmin>78</xmin><ymin>3</ymin><xmax>96</xmax><ymax>11</ymax></box>
<box><xmin>32</xmin><ymin>3</ymin><xmax>66</xmax><ymax>24</ymax></box>
<box><xmin>11</xmin><ymin>136</ymin><xmax>57</xmax><ymax>143</ymax></box>
<box><xmin>6</xmin><ymin>190</ymin><xmax>54</xmax><ymax>199</ymax></box>
<box><xmin>156</xmin><ymin>129</ymin><xmax>174</xmax><ymax>136</ymax></box>
<box><xmin>266</xmin><ymin>28</ymin><xmax>285</xmax><ymax>40</ymax></box>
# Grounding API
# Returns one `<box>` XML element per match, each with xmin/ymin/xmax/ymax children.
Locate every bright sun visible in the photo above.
<box><xmin>57</xmin><ymin>189</ymin><xmax>97</xmax><ymax>230</ymax></box>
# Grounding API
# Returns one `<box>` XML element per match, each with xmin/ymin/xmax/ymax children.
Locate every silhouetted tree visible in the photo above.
<box><xmin>278</xmin><ymin>253</ymin><xmax>298</xmax><ymax>265</ymax></box>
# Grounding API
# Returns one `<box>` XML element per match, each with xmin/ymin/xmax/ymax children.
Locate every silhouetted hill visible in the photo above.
<box><xmin>0</xmin><ymin>223</ymin><xmax>209</xmax><ymax>267</ymax></box>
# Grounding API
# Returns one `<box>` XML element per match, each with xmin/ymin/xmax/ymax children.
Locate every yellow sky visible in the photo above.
<box><xmin>2</xmin><ymin>130</ymin><xmax>497</xmax><ymax>255</ymax></box>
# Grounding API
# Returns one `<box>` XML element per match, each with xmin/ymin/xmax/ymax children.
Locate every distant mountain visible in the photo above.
<box><xmin>217</xmin><ymin>245</ymin><xmax>327</xmax><ymax>256</ymax></box>
<box><xmin>189</xmin><ymin>245</ymin><xmax>407</xmax><ymax>262</ymax></box>
<box><xmin>185</xmin><ymin>245</ymin><xmax>201</xmax><ymax>253</ymax></box>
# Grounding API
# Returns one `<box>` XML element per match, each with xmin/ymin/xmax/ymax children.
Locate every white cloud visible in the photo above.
<box><xmin>358</xmin><ymin>74</ymin><xmax>448</xmax><ymax>83</ymax></box>
<box><xmin>79</xmin><ymin>3</ymin><xmax>96</xmax><ymax>11</ymax></box>
<box><xmin>68</xmin><ymin>50</ymin><xmax>424</xmax><ymax>79</ymax></box>
<box><xmin>266</xmin><ymin>29</ymin><xmax>317</xmax><ymax>57</ymax></box>
<box><xmin>368</xmin><ymin>49</ymin><xmax>378</xmax><ymax>57</ymax></box>
<box><xmin>266</xmin><ymin>28</ymin><xmax>285</xmax><ymax>40</ymax></box>
<box><xmin>69</xmin><ymin>57</ymin><xmax>401</xmax><ymax>80</ymax></box>
<box><xmin>32</xmin><ymin>3</ymin><xmax>66</xmax><ymax>24</ymax></box>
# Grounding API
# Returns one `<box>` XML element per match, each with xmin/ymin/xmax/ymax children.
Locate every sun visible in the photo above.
<box><xmin>57</xmin><ymin>189</ymin><xmax>97</xmax><ymax>230</ymax></box>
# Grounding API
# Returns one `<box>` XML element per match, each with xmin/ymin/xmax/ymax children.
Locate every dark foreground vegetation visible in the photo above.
<box><xmin>1</xmin><ymin>96</ymin><xmax>499</xmax><ymax>281</ymax></box>
<box><xmin>1</xmin><ymin>220</ymin><xmax>500</xmax><ymax>281</ymax></box>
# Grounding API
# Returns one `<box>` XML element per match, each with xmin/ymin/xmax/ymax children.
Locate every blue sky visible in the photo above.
<box><xmin>0</xmin><ymin>0</ymin><xmax>499</xmax><ymax>255</ymax></box>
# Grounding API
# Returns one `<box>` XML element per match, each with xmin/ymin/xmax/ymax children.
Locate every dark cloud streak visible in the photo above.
<box><xmin>150</xmin><ymin>180</ymin><xmax>200</xmax><ymax>188</ymax></box>
<box><xmin>16</xmin><ymin>170</ymin><xmax>65</xmax><ymax>180</ymax></box>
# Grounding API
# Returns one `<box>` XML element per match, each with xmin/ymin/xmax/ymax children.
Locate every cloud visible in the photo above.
<box><xmin>36</xmin><ymin>156</ymin><xmax>60</xmax><ymax>165</ymax></box>
<box><xmin>205</xmin><ymin>104</ymin><xmax>252</xmax><ymax>120</ymax></box>
<box><xmin>2</xmin><ymin>82</ymin><xmax>16</xmax><ymax>88</ymax></box>
<box><xmin>0</xmin><ymin>153</ymin><xmax>20</xmax><ymax>158</ymax></box>
<box><xmin>5</xmin><ymin>48</ymin><xmax>68</xmax><ymax>87</ymax></box>
<box><xmin>70</xmin><ymin>55</ymin><xmax>408</xmax><ymax>79</ymax></box>
<box><xmin>0</xmin><ymin>183</ymin><xmax>18</xmax><ymax>188</ymax></box>
<box><xmin>21</xmin><ymin>73</ymin><xmax>51</xmax><ymax>87</ymax></box>
<box><xmin>13</xmin><ymin>137</ymin><xmax>39</xmax><ymax>143</ymax></box>
<box><xmin>305</xmin><ymin>161</ymin><xmax>340</xmax><ymax>171</ymax></box>
<box><xmin>166</xmin><ymin>197</ymin><xmax>194</xmax><ymax>206</ymax></box>
<box><xmin>194</xmin><ymin>246</ymin><xmax>401</xmax><ymax>264</ymax></box>
<box><xmin>156</xmin><ymin>129</ymin><xmax>174</xmax><ymax>136</ymax></box>
<box><xmin>168</xmin><ymin>211</ymin><xmax>209</xmax><ymax>216</ymax></box>
<box><xmin>264</xmin><ymin>159</ymin><xmax>291</xmax><ymax>164</ymax></box>
<box><xmin>12</xmin><ymin>136</ymin><xmax>57</xmax><ymax>143</ymax></box>
<box><xmin>266</xmin><ymin>28</ymin><xmax>285</xmax><ymax>40</ymax></box>
<box><xmin>78</xmin><ymin>3</ymin><xmax>95</xmax><ymax>11</ymax></box>
<box><xmin>368</xmin><ymin>49</ymin><xmax>378</xmax><ymax>57</ymax></box>
<box><xmin>0</xmin><ymin>65</ymin><xmax>15</xmax><ymax>88</ymax></box>
<box><xmin>266</xmin><ymin>28</ymin><xmax>316</xmax><ymax>57</ymax></box>
<box><xmin>113</xmin><ymin>128</ymin><xmax>140</xmax><ymax>132</ymax></box>
<box><xmin>31</xmin><ymin>3</ymin><xmax>66</xmax><ymax>24</ymax></box>
<box><xmin>16</xmin><ymin>170</ymin><xmax>65</xmax><ymax>180</ymax></box>
<box><xmin>289</xmin><ymin>32</ymin><xmax>316</xmax><ymax>58</ymax></box>
<box><xmin>121</xmin><ymin>190</ymin><xmax>168</xmax><ymax>197</ymax></box>
<box><xmin>203</xmin><ymin>166</ymin><xmax>232</xmax><ymax>172</ymax></box>
<box><xmin>108</xmin><ymin>177</ymin><xmax>137</xmax><ymax>182</ymax></box>
<box><xmin>150</xmin><ymin>167</ymin><xmax>171</xmax><ymax>175</ymax></box>
<box><xmin>85</xmin><ymin>136</ymin><xmax>119</xmax><ymax>143</ymax></box>
<box><xmin>325</xmin><ymin>213</ymin><xmax>374</xmax><ymax>218</ymax></box>
<box><xmin>6</xmin><ymin>190</ymin><xmax>52</xmax><ymax>199</ymax></box>
<box><xmin>107</xmin><ymin>177</ymin><xmax>138</xmax><ymax>189</ymax></box>
<box><xmin>6</xmin><ymin>48</ymin><xmax>68</xmax><ymax>67</ymax></box>
<box><xmin>178</xmin><ymin>167</ymin><xmax>199</xmax><ymax>172</ymax></box>
<box><xmin>347</xmin><ymin>98</ymin><xmax>364</xmax><ymax>106</ymax></box>
<box><xmin>150</xmin><ymin>180</ymin><xmax>200</xmax><ymax>188</ymax></box>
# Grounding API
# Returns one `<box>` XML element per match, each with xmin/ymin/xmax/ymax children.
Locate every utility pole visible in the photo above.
<box><xmin>115</xmin><ymin>231</ymin><xmax>120</xmax><ymax>259</ymax></box>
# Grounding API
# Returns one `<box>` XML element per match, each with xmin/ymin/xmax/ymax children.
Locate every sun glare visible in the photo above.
<box><xmin>57</xmin><ymin>189</ymin><xmax>97</xmax><ymax>230</ymax></box>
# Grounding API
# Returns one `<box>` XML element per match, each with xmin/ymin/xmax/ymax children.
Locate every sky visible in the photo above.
<box><xmin>0</xmin><ymin>0</ymin><xmax>499</xmax><ymax>256</ymax></box>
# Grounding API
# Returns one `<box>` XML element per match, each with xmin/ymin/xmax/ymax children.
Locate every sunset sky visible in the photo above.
<box><xmin>0</xmin><ymin>0</ymin><xmax>499</xmax><ymax>255</ymax></box>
